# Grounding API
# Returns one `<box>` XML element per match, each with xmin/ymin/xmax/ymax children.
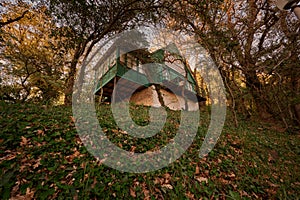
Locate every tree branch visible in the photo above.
<box><xmin>0</xmin><ymin>10</ymin><xmax>29</xmax><ymax>28</ymax></box>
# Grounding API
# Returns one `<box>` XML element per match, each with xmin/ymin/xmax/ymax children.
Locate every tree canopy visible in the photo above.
<box><xmin>0</xmin><ymin>0</ymin><xmax>299</xmax><ymax>126</ymax></box>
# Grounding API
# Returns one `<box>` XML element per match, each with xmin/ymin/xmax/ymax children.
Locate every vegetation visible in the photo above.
<box><xmin>1</xmin><ymin>0</ymin><xmax>299</xmax><ymax>126</ymax></box>
<box><xmin>0</xmin><ymin>0</ymin><xmax>299</xmax><ymax>199</ymax></box>
<box><xmin>165</xmin><ymin>0</ymin><xmax>300</xmax><ymax>127</ymax></box>
<box><xmin>1</xmin><ymin>102</ymin><xmax>299</xmax><ymax>199</ymax></box>
<box><xmin>0</xmin><ymin>4</ymin><xmax>69</xmax><ymax>103</ymax></box>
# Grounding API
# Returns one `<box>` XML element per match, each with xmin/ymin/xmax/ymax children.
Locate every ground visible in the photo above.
<box><xmin>0</xmin><ymin>102</ymin><xmax>299</xmax><ymax>199</ymax></box>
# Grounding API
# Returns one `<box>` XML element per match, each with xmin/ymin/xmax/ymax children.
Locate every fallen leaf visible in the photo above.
<box><xmin>228</xmin><ymin>173</ymin><xmax>236</xmax><ymax>178</ymax></box>
<box><xmin>70</xmin><ymin>116</ymin><xmax>76</xmax><ymax>123</ymax></box>
<box><xmin>33</xmin><ymin>158</ymin><xmax>41</xmax><ymax>169</ymax></box>
<box><xmin>0</xmin><ymin>154</ymin><xmax>16</xmax><ymax>161</ymax></box>
<box><xmin>163</xmin><ymin>173</ymin><xmax>171</xmax><ymax>179</ymax></box>
<box><xmin>112</xmin><ymin>129</ymin><xmax>118</xmax><ymax>133</ymax></box>
<box><xmin>163</xmin><ymin>173</ymin><xmax>171</xmax><ymax>184</ymax></box>
<box><xmin>10</xmin><ymin>181</ymin><xmax>20</xmax><ymax>198</ymax></box>
<box><xmin>161</xmin><ymin>184</ymin><xmax>173</xmax><ymax>190</ymax></box>
<box><xmin>20</xmin><ymin>136</ymin><xmax>28</xmax><ymax>146</ymax></box>
<box><xmin>73</xmin><ymin>150</ymin><xmax>80</xmax><ymax>157</ymax></box>
<box><xmin>142</xmin><ymin>182</ymin><xmax>150</xmax><ymax>199</ymax></box>
<box><xmin>185</xmin><ymin>191</ymin><xmax>195</xmax><ymax>199</ymax></box>
<box><xmin>195</xmin><ymin>165</ymin><xmax>200</xmax><ymax>175</ymax></box>
<box><xmin>130</xmin><ymin>187</ymin><xmax>136</xmax><ymax>198</ymax></box>
<box><xmin>195</xmin><ymin>176</ymin><xmax>208</xmax><ymax>184</ymax></box>
<box><xmin>130</xmin><ymin>146</ymin><xmax>136</xmax><ymax>152</ymax></box>
<box><xmin>154</xmin><ymin>177</ymin><xmax>164</xmax><ymax>185</ymax></box>
<box><xmin>12</xmin><ymin>187</ymin><xmax>35</xmax><ymax>200</ymax></box>
<box><xmin>37</xmin><ymin>129</ymin><xmax>44</xmax><ymax>135</ymax></box>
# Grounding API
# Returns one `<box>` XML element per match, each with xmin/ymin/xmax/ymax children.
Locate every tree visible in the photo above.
<box><xmin>0</xmin><ymin>1</ymin><xmax>29</xmax><ymax>28</ymax></box>
<box><xmin>0</xmin><ymin>3</ymin><xmax>72</xmax><ymax>103</ymax></box>
<box><xmin>49</xmin><ymin>0</ymin><xmax>165</xmax><ymax>105</ymax></box>
<box><xmin>0</xmin><ymin>10</ymin><xmax>28</xmax><ymax>28</ymax></box>
<box><xmin>165</xmin><ymin>0</ymin><xmax>300</xmax><ymax>126</ymax></box>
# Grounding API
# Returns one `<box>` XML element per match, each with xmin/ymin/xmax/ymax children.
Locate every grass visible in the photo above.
<box><xmin>0</xmin><ymin>101</ymin><xmax>299</xmax><ymax>199</ymax></box>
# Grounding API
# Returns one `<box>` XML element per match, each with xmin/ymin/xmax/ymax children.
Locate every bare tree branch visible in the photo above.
<box><xmin>0</xmin><ymin>10</ymin><xmax>28</xmax><ymax>28</ymax></box>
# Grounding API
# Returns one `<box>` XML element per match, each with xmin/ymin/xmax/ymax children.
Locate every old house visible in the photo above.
<box><xmin>93</xmin><ymin>43</ymin><xmax>205</xmax><ymax>111</ymax></box>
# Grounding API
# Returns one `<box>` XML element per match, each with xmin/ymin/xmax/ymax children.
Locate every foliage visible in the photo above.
<box><xmin>0</xmin><ymin>1</ymin><xmax>299</xmax><ymax>199</ymax></box>
<box><xmin>1</xmin><ymin>0</ymin><xmax>299</xmax><ymax>127</ymax></box>
<box><xmin>48</xmin><ymin>0</ymin><xmax>163</xmax><ymax>105</ymax></box>
<box><xmin>165</xmin><ymin>0</ymin><xmax>300</xmax><ymax>127</ymax></box>
<box><xmin>0</xmin><ymin>2</ymin><xmax>72</xmax><ymax>104</ymax></box>
<box><xmin>0</xmin><ymin>102</ymin><xmax>299</xmax><ymax>199</ymax></box>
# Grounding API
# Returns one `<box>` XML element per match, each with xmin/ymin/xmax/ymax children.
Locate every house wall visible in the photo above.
<box><xmin>129</xmin><ymin>86</ymin><xmax>199</xmax><ymax>111</ymax></box>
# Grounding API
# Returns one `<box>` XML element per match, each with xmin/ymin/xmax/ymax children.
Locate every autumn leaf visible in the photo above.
<box><xmin>185</xmin><ymin>191</ymin><xmax>195</xmax><ymax>199</ymax></box>
<box><xmin>161</xmin><ymin>184</ymin><xmax>173</xmax><ymax>190</ymax></box>
<box><xmin>142</xmin><ymin>184</ymin><xmax>150</xmax><ymax>200</ymax></box>
<box><xmin>70</xmin><ymin>116</ymin><xmax>76</xmax><ymax>123</ymax></box>
<box><xmin>12</xmin><ymin>187</ymin><xmax>35</xmax><ymax>200</ymax></box>
<box><xmin>36</xmin><ymin>129</ymin><xmax>44</xmax><ymax>135</ymax></box>
<box><xmin>0</xmin><ymin>153</ymin><xmax>17</xmax><ymax>162</ymax></box>
<box><xmin>130</xmin><ymin>146</ymin><xmax>136</xmax><ymax>152</ymax></box>
<box><xmin>112</xmin><ymin>129</ymin><xmax>119</xmax><ymax>133</ymax></box>
<box><xmin>195</xmin><ymin>176</ymin><xmax>208</xmax><ymax>184</ymax></box>
<box><xmin>153</xmin><ymin>177</ymin><xmax>164</xmax><ymax>185</ymax></box>
<box><xmin>20</xmin><ymin>136</ymin><xmax>28</xmax><ymax>146</ymax></box>
<box><xmin>195</xmin><ymin>165</ymin><xmax>200</xmax><ymax>175</ymax></box>
<box><xmin>73</xmin><ymin>150</ymin><xmax>80</xmax><ymax>157</ymax></box>
<box><xmin>33</xmin><ymin>158</ymin><xmax>41</xmax><ymax>169</ymax></box>
<box><xmin>130</xmin><ymin>187</ymin><xmax>136</xmax><ymax>198</ymax></box>
<box><xmin>227</xmin><ymin>173</ymin><xmax>236</xmax><ymax>179</ymax></box>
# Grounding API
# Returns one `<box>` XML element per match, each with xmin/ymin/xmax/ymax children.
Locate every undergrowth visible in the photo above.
<box><xmin>0</xmin><ymin>101</ymin><xmax>299</xmax><ymax>199</ymax></box>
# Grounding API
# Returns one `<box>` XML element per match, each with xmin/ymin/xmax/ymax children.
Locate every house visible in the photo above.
<box><xmin>93</xmin><ymin>42</ymin><xmax>205</xmax><ymax>111</ymax></box>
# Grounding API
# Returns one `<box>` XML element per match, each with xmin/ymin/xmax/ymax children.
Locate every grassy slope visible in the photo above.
<box><xmin>0</xmin><ymin>102</ymin><xmax>299</xmax><ymax>199</ymax></box>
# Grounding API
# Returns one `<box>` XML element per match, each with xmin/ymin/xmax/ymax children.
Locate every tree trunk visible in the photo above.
<box><xmin>64</xmin><ymin>41</ymin><xmax>88</xmax><ymax>106</ymax></box>
<box><xmin>244</xmin><ymin>69</ymin><xmax>272</xmax><ymax>119</ymax></box>
<box><xmin>64</xmin><ymin>61</ymin><xmax>77</xmax><ymax>106</ymax></box>
<box><xmin>292</xmin><ymin>71</ymin><xmax>300</xmax><ymax>125</ymax></box>
<box><xmin>294</xmin><ymin>104</ymin><xmax>300</xmax><ymax>125</ymax></box>
<box><xmin>153</xmin><ymin>84</ymin><xmax>166</xmax><ymax>108</ymax></box>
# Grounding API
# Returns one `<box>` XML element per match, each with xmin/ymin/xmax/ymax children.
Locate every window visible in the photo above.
<box><xmin>162</xmin><ymin>68</ymin><xmax>170</xmax><ymax>80</ymax></box>
<box><xmin>127</xmin><ymin>54</ymin><xmax>135</xmax><ymax>69</ymax></box>
<box><xmin>139</xmin><ymin>65</ymin><xmax>145</xmax><ymax>74</ymax></box>
<box><xmin>120</xmin><ymin>53</ymin><xmax>126</xmax><ymax>64</ymax></box>
<box><xmin>109</xmin><ymin>51</ymin><xmax>116</xmax><ymax>67</ymax></box>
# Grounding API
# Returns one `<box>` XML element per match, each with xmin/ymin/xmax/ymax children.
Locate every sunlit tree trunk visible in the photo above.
<box><xmin>64</xmin><ymin>41</ymin><xmax>87</xmax><ymax>105</ymax></box>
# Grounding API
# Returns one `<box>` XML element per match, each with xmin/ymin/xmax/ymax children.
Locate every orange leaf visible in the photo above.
<box><xmin>161</xmin><ymin>184</ymin><xmax>173</xmax><ymax>190</ymax></box>
<box><xmin>130</xmin><ymin>187</ymin><xmax>136</xmax><ymax>198</ymax></box>
<box><xmin>70</xmin><ymin>116</ymin><xmax>76</xmax><ymax>123</ymax></box>
<box><xmin>130</xmin><ymin>146</ymin><xmax>136</xmax><ymax>152</ymax></box>
<box><xmin>73</xmin><ymin>150</ymin><xmax>80</xmax><ymax>157</ymax></box>
<box><xmin>20</xmin><ymin>136</ymin><xmax>28</xmax><ymax>146</ymax></box>
<box><xmin>37</xmin><ymin>129</ymin><xmax>44</xmax><ymax>135</ymax></box>
<box><xmin>195</xmin><ymin>176</ymin><xmax>208</xmax><ymax>184</ymax></box>
<box><xmin>195</xmin><ymin>165</ymin><xmax>200</xmax><ymax>175</ymax></box>
<box><xmin>185</xmin><ymin>191</ymin><xmax>195</xmax><ymax>199</ymax></box>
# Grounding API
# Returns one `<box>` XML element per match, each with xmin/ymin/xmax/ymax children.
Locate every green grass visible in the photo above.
<box><xmin>0</xmin><ymin>101</ymin><xmax>299</xmax><ymax>199</ymax></box>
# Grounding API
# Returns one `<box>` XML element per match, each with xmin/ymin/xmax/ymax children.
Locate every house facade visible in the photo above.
<box><xmin>93</xmin><ymin>43</ymin><xmax>205</xmax><ymax>111</ymax></box>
